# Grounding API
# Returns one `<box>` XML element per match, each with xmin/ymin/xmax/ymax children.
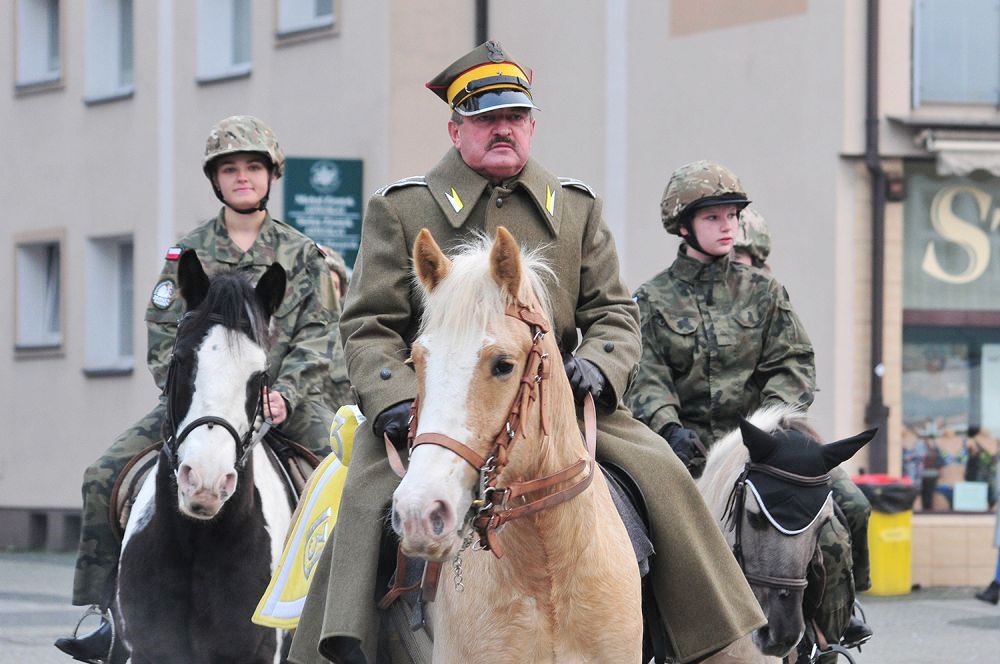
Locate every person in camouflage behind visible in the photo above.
<box><xmin>56</xmin><ymin>115</ymin><xmax>340</xmax><ymax>663</ymax></box>
<box><xmin>318</xmin><ymin>244</ymin><xmax>353</xmax><ymax>410</ymax></box>
<box><xmin>623</xmin><ymin>160</ymin><xmax>873</xmax><ymax>659</ymax></box>
<box><xmin>731</xmin><ymin>205</ymin><xmax>772</xmax><ymax>271</ymax></box>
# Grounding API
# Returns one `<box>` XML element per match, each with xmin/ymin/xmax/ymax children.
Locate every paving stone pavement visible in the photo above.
<box><xmin>1</xmin><ymin>551</ymin><xmax>997</xmax><ymax>663</ymax></box>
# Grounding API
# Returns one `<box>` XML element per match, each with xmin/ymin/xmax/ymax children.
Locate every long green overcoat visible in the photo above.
<box><xmin>289</xmin><ymin>149</ymin><xmax>765</xmax><ymax>664</ymax></box>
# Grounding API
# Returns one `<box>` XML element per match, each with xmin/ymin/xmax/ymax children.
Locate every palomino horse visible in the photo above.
<box><xmin>388</xmin><ymin>227</ymin><xmax>642</xmax><ymax>662</ymax></box>
<box><xmin>698</xmin><ymin>405</ymin><xmax>873</xmax><ymax>663</ymax></box>
<box><xmin>115</xmin><ymin>250</ymin><xmax>295</xmax><ymax>664</ymax></box>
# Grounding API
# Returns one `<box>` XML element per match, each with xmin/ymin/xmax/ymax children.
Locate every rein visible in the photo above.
<box><xmin>723</xmin><ymin>461</ymin><xmax>831</xmax><ymax>593</ymax></box>
<box><xmin>384</xmin><ymin>302</ymin><xmax>597</xmax><ymax>558</ymax></box>
<box><xmin>162</xmin><ymin>311</ymin><xmax>271</xmax><ymax>472</ymax></box>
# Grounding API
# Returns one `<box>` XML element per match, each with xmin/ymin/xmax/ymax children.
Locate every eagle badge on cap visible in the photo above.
<box><xmin>486</xmin><ymin>41</ymin><xmax>505</xmax><ymax>62</ymax></box>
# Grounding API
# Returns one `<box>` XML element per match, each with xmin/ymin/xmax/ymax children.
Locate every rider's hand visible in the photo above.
<box><xmin>374</xmin><ymin>400</ymin><xmax>414</xmax><ymax>449</ymax></box>
<box><xmin>563</xmin><ymin>355</ymin><xmax>606</xmax><ymax>406</ymax></box>
<box><xmin>659</xmin><ymin>423</ymin><xmax>707</xmax><ymax>475</ymax></box>
<box><xmin>263</xmin><ymin>387</ymin><xmax>288</xmax><ymax>425</ymax></box>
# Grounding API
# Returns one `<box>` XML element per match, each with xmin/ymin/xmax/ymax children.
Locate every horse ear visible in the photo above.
<box><xmin>178</xmin><ymin>249</ymin><xmax>210</xmax><ymax>311</ymax></box>
<box><xmin>255</xmin><ymin>263</ymin><xmax>287</xmax><ymax>318</ymax></box>
<box><xmin>821</xmin><ymin>429</ymin><xmax>876</xmax><ymax>471</ymax></box>
<box><xmin>413</xmin><ymin>228</ymin><xmax>451</xmax><ymax>292</ymax></box>
<box><xmin>490</xmin><ymin>226</ymin><xmax>522</xmax><ymax>299</ymax></box>
<box><xmin>739</xmin><ymin>417</ymin><xmax>780</xmax><ymax>463</ymax></box>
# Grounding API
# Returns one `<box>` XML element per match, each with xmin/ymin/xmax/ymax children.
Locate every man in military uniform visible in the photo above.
<box><xmin>57</xmin><ymin>116</ymin><xmax>339</xmax><ymax>662</ymax></box>
<box><xmin>624</xmin><ymin>160</ymin><xmax>871</xmax><ymax>658</ymax></box>
<box><xmin>289</xmin><ymin>42</ymin><xmax>764</xmax><ymax>664</ymax></box>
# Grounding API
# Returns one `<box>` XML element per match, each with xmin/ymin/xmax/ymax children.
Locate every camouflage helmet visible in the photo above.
<box><xmin>661</xmin><ymin>160</ymin><xmax>750</xmax><ymax>235</ymax></box>
<box><xmin>203</xmin><ymin>115</ymin><xmax>285</xmax><ymax>179</ymax></box>
<box><xmin>734</xmin><ymin>206</ymin><xmax>772</xmax><ymax>265</ymax></box>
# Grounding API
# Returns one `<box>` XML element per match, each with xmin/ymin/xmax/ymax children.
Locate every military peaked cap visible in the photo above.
<box><xmin>426</xmin><ymin>40</ymin><xmax>539</xmax><ymax>116</ymax></box>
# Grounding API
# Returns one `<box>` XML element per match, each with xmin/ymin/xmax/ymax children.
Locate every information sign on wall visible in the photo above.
<box><xmin>283</xmin><ymin>157</ymin><xmax>364</xmax><ymax>269</ymax></box>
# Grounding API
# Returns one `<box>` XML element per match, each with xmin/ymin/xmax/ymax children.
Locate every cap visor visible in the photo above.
<box><xmin>455</xmin><ymin>89</ymin><xmax>539</xmax><ymax>116</ymax></box>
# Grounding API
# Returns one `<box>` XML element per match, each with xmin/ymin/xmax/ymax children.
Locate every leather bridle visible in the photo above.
<box><xmin>162</xmin><ymin>312</ymin><xmax>272</xmax><ymax>472</ymax></box>
<box><xmin>723</xmin><ymin>462</ymin><xmax>831</xmax><ymax>593</ymax></box>
<box><xmin>384</xmin><ymin>302</ymin><xmax>597</xmax><ymax>558</ymax></box>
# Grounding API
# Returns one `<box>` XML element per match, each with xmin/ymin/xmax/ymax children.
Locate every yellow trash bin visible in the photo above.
<box><xmin>867</xmin><ymin>509</ymin><xmax>912</xmax><ymax>595</ymax></box>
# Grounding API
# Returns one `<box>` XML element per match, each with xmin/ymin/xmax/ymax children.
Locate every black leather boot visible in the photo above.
<box><xmin>975</xmin><ymin>580</ymin><xmax>1000</xmax><ymax>605</ymax></box>
<box><xmin>840</xmin><ymin>614</ymin><xmax>873</xmax><ymax>648</ymax></box>
<box><xmin>54</xmin><ymin>615</ymin><xmax>112</xmax><ymax>663</ymax></box>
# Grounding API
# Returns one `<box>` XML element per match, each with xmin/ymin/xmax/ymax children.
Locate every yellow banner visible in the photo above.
<box><xmin>252</xmin><ymin>405</ymin><xmax>363</xmax><ymax>629</ymax></box>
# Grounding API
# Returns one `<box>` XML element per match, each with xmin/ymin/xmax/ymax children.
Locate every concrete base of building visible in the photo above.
<box><xmin>0</xmin><ymin>508</ymin><xmax>81</xmax><ymax>551</ymax></box>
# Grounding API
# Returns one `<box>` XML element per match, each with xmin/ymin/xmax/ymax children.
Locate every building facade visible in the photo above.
<box><xmin>2</xmin><ymin>0</ymin><xmax>997</xmax><ymax>586</ymax></box>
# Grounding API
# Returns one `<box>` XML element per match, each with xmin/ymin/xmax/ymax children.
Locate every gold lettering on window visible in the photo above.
<box><xmin>921</xmin><ymin>185</ymin><xmax>992</xmax><ymax>285</ymax></box>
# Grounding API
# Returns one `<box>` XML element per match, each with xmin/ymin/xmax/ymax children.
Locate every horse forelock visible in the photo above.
<box><xmin>176</xmin><ymin>271</ymin><xmax>271</xmax><ymax>357</ymax></box>
<box><xmin>698</xmin><ymin>403</ymin><xmax>807</xmax><ymax>521</ymax></box>
<box><xmin>416</xmin><ymin>235</ymin><xmax>554</xmax><ymax>343</ymax></box>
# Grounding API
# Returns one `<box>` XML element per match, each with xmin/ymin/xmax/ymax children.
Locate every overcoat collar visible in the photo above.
<box><xmin>425</xmin><ymin>149</ymin><xmax>563</xmax><ymax>236</ymax></box>
<box><xmin>212</xmin><ymin>208</ymin><xmax>278</xmax><ymax>267</ymax></box>
<box><xmin>670</xmin><ymin>245</ymin><xmax>733</xmax><ymax>284</ymax></box>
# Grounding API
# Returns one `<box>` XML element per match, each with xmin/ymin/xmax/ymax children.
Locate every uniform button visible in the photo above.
<box><xmin>380</xmin><ymin>368</ymin><xmax>392</xmax><ymax>380</ymax></box>
<box><xmin>603</xmin><ymin>342</ymin><xmax>615</xmax><ymax>352</ymax></box>
<box><xmin>496</xmin><ymin>197</ymin><xmax>504</xmax><ymax>208</ymax></box>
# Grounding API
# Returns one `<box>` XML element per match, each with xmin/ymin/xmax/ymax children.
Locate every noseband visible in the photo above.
<box><xmin>723</xmin><ymin>462</ymin><xmax>830</xmax><ymax>593</ymax></box>
<box><xmin>386</xmin><ymin>302</ymin><xmax>597</xmax><ymax>558</ymax></box>
<box><xmin>162</xmin><ymin>312</ymin><xmax>271</xmax><ymax>472</ymax></box>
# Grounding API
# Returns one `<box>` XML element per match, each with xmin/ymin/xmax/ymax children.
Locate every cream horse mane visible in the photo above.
<box><xmin>416</xmin><ymin>234</ymin><xmax>555</xmax><ymax>341</ymax></box>
<box><xmin>697</xmin><ymin>403</ymin><xmax>808</xmax><ymax>524</ymax></box>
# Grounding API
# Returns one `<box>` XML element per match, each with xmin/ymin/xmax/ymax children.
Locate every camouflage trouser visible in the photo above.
<box><xmin>72</xmin><ymin>397</ymin><xmax>334</xmax><ymax>607</ymax></box>
<box><xmin>810</xmin><ymin>467</ymin><xmax>872</xmax><ymax>660</ymax></box>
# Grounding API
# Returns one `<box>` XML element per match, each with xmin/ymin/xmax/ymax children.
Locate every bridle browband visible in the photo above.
<box><xmin>723</xmin><ymin>461</ymin><xmax>831</xmax><ymax>593</ymax></box>
<box><xmin>384</xmin><ymin>302</ymin><xmax>597</xmax><ymax>558</ymax></box>
<box><xmin>162</xmin><ymin>311</ymin><xmax>272</xmax><ymax>472</ymax></box>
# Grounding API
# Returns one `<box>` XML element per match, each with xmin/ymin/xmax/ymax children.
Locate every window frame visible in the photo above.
<box><xmin>14</xmin><ymin>0</ymin><xmax>65</xmax><ymax>95</ymax></box>
<box><xmin>83</xmin><ymin>234</ymin><xmax>135</xmax><ymax>377</ymax></box>
<box><xmin>195</xmin><ymin>0</ymin><xmax>253</xmax><ymax>85</ymax></box>
<box><xmin>13</xmin><ymin>230</ymin><xmax>66</xmax><ymax>357</ymax></box>
<box><xmin>83</xmin><ymin>0</ymin><xmax>136</xmax><ymax>106</ymax></box>
<box><xmin>274</xmin><ymin>0</ymin><xmax>339</xmax><ymax>45</ymax></box>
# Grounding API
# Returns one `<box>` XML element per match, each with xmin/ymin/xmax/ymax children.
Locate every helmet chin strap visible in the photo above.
<box><xmin>681</xmin><ymin>217</ymin><xmax>728</xmax><ymax>261</ymax></box>
<box><xmin>212</xmin><ymin>179</ymin><xmax>272</xmax><ymax>215</ymax></box>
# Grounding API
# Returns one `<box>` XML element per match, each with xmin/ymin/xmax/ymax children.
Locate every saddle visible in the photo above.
<box><xmin>109</xmin><ymin>430</ymin><xmax>320</xmax><ymax>540</ymax></box>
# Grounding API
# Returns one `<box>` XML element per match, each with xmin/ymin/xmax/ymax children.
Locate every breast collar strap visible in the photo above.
<box><xmin>383</xmin><ymin>302</ymin><xmax>597</xmax><ymax>559</ymax></box>
<box><xmin>723</xmin><ymin>461</ymin><xmax>830</xmax><ymax>592</ymax></box>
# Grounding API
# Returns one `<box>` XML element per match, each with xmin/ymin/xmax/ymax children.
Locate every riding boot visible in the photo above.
<box><xmin>840</xmin><ymin>614</ymin><xmax>873</xmax><ymax>648</ymax></box>
<box><xmin>54</xmin><ymin>612</ymin><xmax>112</xmax><ymax>663</ymax></box>
<box><xmin>975</xmin><ymin>580</ymin><xmax>1000</xmax><ymax>605</ymax></box>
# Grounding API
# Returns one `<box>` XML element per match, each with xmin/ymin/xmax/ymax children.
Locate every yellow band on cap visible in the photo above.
<box><xmin>447</xmin><ymin>62</ymin><xmax>529</xmax><ymax>106</ymax></box>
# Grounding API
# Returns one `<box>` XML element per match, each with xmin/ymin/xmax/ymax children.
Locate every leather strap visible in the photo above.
<box><xmin>412</xmin><ymin>433</ymin><xmax>488</xmax><ymax>470</ymax></box>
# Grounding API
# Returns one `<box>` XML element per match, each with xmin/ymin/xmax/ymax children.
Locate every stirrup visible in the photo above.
<box><xmin>65</xmin><ymin>605</ymin><xmax>116</xmax><ymax>664</ymax></box>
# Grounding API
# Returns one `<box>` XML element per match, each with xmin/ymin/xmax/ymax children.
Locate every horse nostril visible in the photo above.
<box><xmin>426</xmin><ymin>501</ymin><xmax>452</xmax><ymax>537</ymax></box>
<box><xmin>391</xmin><ymin>509</ymin><xmax>402</xmax><ymax>534</ymax></box>
<box><xmin>431</xmin><ymin>511</ymin><xmax>444</xmax><ymax>535</ymax></box>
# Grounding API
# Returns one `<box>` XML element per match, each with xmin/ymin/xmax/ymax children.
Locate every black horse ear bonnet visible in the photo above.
<box><xmin>738</xmin><ymin>418</ymin><xmax>875</xmax><ymax>534</ymax></box>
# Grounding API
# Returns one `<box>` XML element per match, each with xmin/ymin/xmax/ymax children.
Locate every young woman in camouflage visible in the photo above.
<box><xmin>623</xmin><ymin>160</ymin><xmax>873</xmax><ymax>658</ymax></box>
<box><xmin>57</xmin><ymin>115</ymin><xmax>341</xmax><ymax>662</ymax></box>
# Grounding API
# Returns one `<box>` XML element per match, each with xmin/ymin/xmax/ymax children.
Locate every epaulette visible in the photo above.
<box><xmin>374</xmin><ymin>176</ymin><xmax>428</xmax><ymax>196</ymax></box>
<box><xmin>558</xmin><ymin>177</ymin><xmax>596</xmax><ymax>198</ymax></box>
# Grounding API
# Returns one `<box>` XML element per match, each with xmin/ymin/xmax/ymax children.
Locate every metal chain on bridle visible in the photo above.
<box><xmin>161</xmin><ymin>311</ymin><xmax>272</xmax><ymax>472</ymax></box>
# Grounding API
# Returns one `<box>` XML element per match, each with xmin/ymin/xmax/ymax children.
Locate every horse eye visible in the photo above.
<box><xmin>492</xmin><ymin>358</ymin><xmax>515</xmax><ymax>377</ymax></box>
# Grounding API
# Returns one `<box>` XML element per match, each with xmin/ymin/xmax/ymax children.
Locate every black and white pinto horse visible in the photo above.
<box><xmin>697</xmin><ymin>405</ymin><xmax>873</xmax><ymax>663</ymax></box>
<box><xmin>115</xmin><ymin>250</ymin><xmax>295</xmax><ymax>664</ymax></box>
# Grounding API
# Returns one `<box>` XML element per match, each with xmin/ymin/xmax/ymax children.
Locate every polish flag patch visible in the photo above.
<box><xmin>165</xmin><ymin>246</ymin><xmax>183</xmax><ymax>261</ymax></box>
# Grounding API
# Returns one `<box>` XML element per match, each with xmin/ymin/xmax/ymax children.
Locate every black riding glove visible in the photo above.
<box><xmin>374</xmin><ymin>400</ymin><xmax>414</xmax><ymax>449</ymax></box>
<box><xmin>563</xmin><ymin>355</ymin><xmax>606</xmax><ymax>406</ymax></box>
<box><xmin>659</xmin><ymin>423</ymin><xmax>707</xmax><ymax>475</ymax></box>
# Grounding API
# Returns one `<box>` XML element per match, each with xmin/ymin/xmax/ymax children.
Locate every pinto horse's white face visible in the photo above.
<box><xmin>391</xmin><ymin>228</ymin><xmax>543</xmax><ymax>563</ymax></box>
<box><xmin>174</xmin><ymin>325</ymin><xmax>268</xmax><ymax>519</ymax></box>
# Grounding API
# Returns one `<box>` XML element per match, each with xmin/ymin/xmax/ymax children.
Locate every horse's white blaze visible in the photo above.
<box><xmin>176</xmin><ymin>325</ymin><xmax>266</xmax><ymax>508</ymax></box>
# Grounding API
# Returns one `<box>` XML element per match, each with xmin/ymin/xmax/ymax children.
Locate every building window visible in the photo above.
<box><xmin>901</xmin><ymin>163</ymin><xmax>1000</xmax><ymax>513</ymax></box>
<box><xmin>15</xmin><ymin>0</ymin><xmax>62</xmax><ymax>89</ymax></box>
<box><xmin>15</xmin><ymin>240</ymin><xmax>62</xmax><ymax>350</ymax></box>
<box><xmin>84</xmin><ymin>236</ymin><xmax>134</xmax><ymax>374</ymax></box>
<box><xmin>277</xmin><ymin>0</ymin><xmax>335</xmax><ymax>37</ymax></box>
<box><xmin>913</xmin><ymin>0</ymin><xmax>1000</xmax><ymax>107</ymax></box>
<box><xmin>197</xmin><ymin>0</ymin><xmax>252</xmax><ymax>83</ymax></box>
<box><xmin>84</xmin><ymin>0</ymin><xmax>135</xmax><ymax>103</ymax></box>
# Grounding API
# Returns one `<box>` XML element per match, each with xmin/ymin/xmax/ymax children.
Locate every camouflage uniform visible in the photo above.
<box><xmin>72</xmin><ymin>209</ymin><xmax>340</xmax><ymax>607</ymax></box>
<box><xmin>733</xmin><ymin>205</ymin><xmax>772</xmax><ymax>268</ymax></box>
<box><xmin>318</xmin><ymin>246</ymin><xmax>353</xmax><ymax>410</ymax></box>
<box><xmin>625</xmin><ymin>160</ymin><xmax>869</xmax><ymax>650</ymax></box>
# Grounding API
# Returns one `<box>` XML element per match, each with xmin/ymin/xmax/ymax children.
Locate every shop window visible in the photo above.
<box><xmin>196</xmin><ymin>0</ymin><xmax>252</xmax><ymax>83</ymax></box>
<box><xmin>84</xmin><ymin>236</ymin><xmax>134</xmax><ymax>375</ymax></box>
<box><xmin>277</xmin><ymin>0</ymin><xmax>335</xmax><ymax>37</ymax></box>
<box><xmin>84</xmin><ymin>0</ymin><xmax>134</xmax><ymax>103</ymax></box>
<box><xmin>15</xmin><ymin>0</ymin><xmax>61</xmax><ymax>89</ymax></box>
<box><xmin>913</xmin><ymin>0</ymin><xmax>1000</xmax><ymax>107</ymax></box>
<box><xmin>15</xmin><ymin>240</ymin><xmax>62</xmax><ymax>350</ymax></box>
<box><xmin>902</xmin><ymin>163</ymin><xmax>1000</xmax><ymax>513</ymax></box>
